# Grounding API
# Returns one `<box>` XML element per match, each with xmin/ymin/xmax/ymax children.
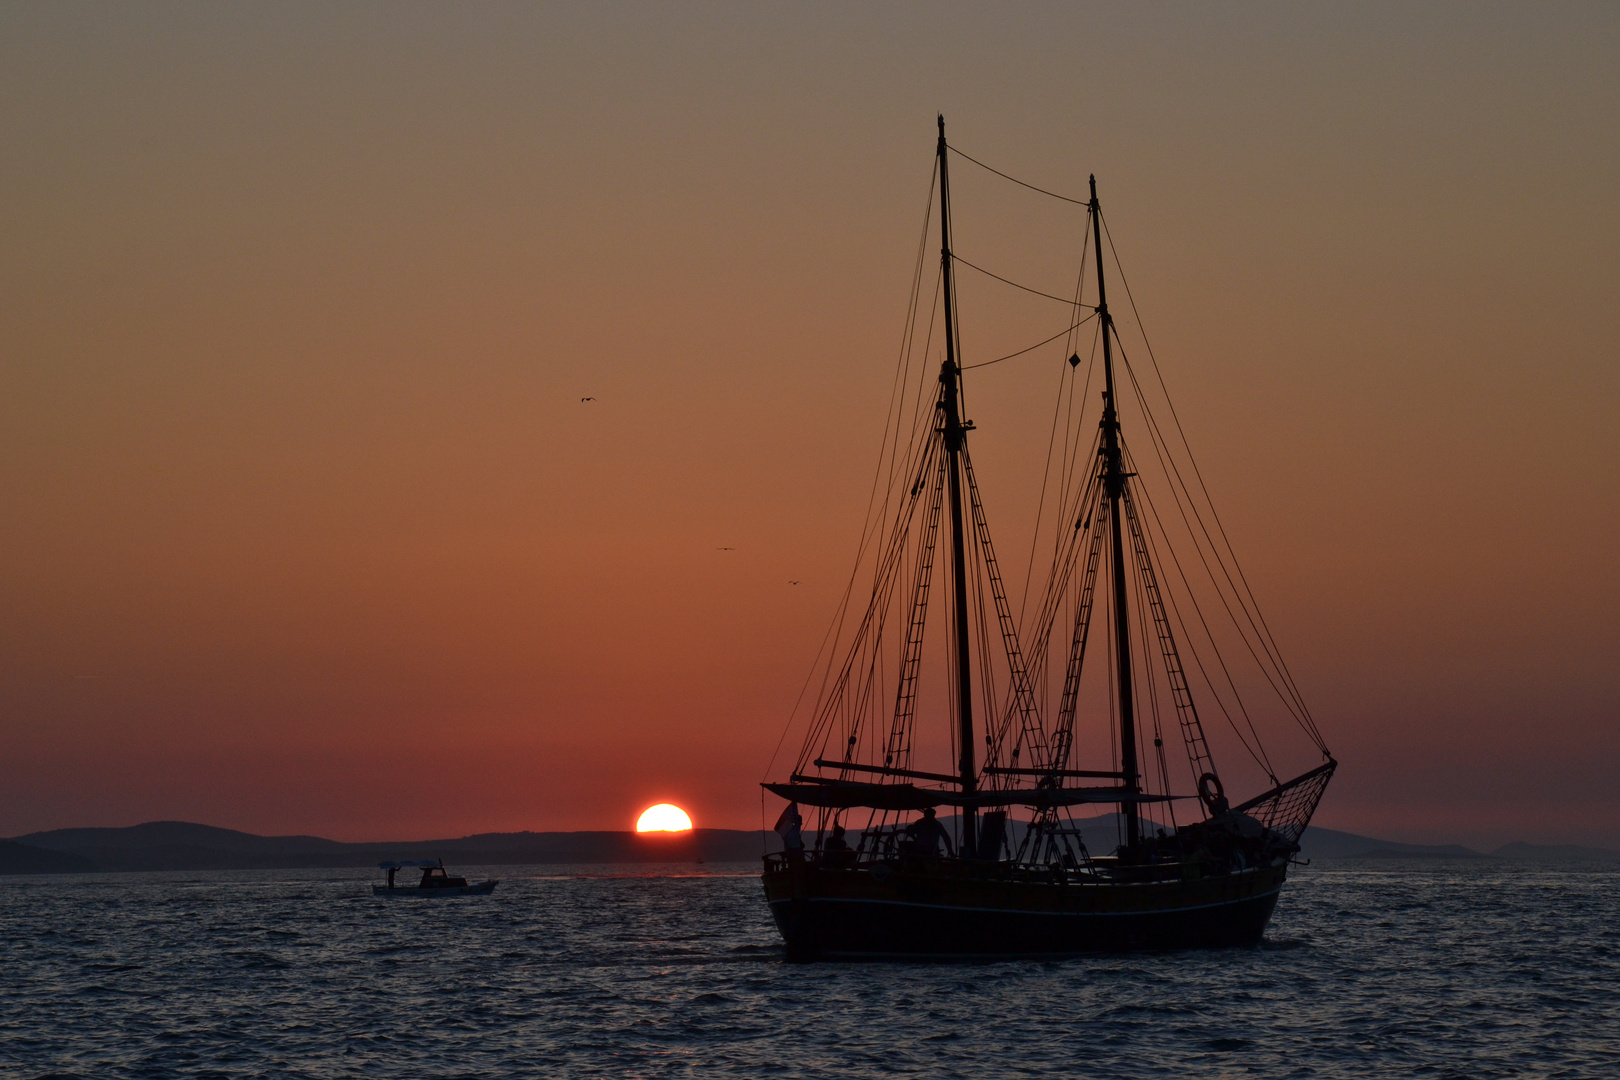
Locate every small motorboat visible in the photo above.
<box><xmin>373</xmin><ymin>859</ymin><xmax>498</xmax><ymax>897</ymax></box>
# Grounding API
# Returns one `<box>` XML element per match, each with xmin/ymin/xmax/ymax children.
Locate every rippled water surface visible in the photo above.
<box><xmin>2</xmin><ymin>860</ymin><xmax>1617</xmax><ymax>1078</ymax></box>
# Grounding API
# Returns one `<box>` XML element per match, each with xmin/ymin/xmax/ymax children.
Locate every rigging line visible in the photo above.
<box><xmin>1104</xmin><ymin>559</ymin><xmax>1120</xmax><ymax>847</ymax></box>
<box><xmin>1049</xmin><ymin>440</ymin><xmax>1103</xmax><ymax>643</ymax></box>
<box><xmin>1109</xmin><ymin>346</ymin><xmax>1289</xmax><ymax>728</ymax></box>
<box><xmin>1053</xmin><ymin>353</ymin><xmax>1081</xmax><ymax>584</ymax></box>
<box><xmin>1047</xmin><ymin>210</ymin><xmax>1092</xmax><ymax>558</ymax></box>
<box><xmin>1068</xmin><ymin>330</ymin><xmax>1101</xmax><ymax>515</ymax></box>
<box><xmin>1095</xmin><ymin>253</ymin><xmax>1315</xmax><ymax>737</ymax></box>
<box><xmin>1114</xmin><ymin>409</ymin><xmax>1276</xmax><ymax>764</ymax></box>
<box><xmin>794</xmin><ymin>383</ymin><xmax>925</xmax><ymax>768</ymax></box>
<box><xmin>961</xmin><ymin>311</ymin><xmax>1097</xmax><ymax>371</ymax></box>
<box><xmin>952</xmin><ymin>254</ymin><xmax>1089</xmax><ymax>307</ymax></box>
<box><xmin>1100</xmin><ymin>213</ymin><xmax>1326</xmax><ymax>748</ymax></box>
<box><xmin>860</xmin><ymin>445</ymin><xmax>941</xmax><ymax>716</ymax></box>
<box><xmin>1124</xmin><ymin>442</ymin><xmax>1276</xmax><ymax>778</ymax></box>
<box><xmin>883</xmin><ymin>446</ymin><xmax>947</xmax><ymax>768</ymax></box>
<box><xmin>1045</xmin><ymin>223</ymin><xmax>1096</xmax><ymax>603</ymax></box>
<box><xmin>886</xmin><ymin>212</ymin><xmax>945</xmax><ymax>546</ymax></box>
<box><xmin>1021</xmin><ymin>330</ymin><xmax>1101</xmax><ymax>660</ymax></box>
<box><xmin>801</xmin><ymin>433</ymin><xmax>940</xmax><ymax>769</ymax></box>
<box><xmin>775</xmin><ymin>163</ymin><xmax>942</xmax><ymax>782</ymax></box>
<box><xmin>1117</xmin><ymin>354</ymin><xmax>1323</xmax><ymax>751</ymax></box>
<box><xmin>1018</xmin><ymin>356</ymin><xmax>1074</xmax><ymax>630</ymax></box>
<box><xmin>947</xmin><ymin>144</ymin><xmax>1089</xmax><ymax>206</ymax></box>
<box><xmin>1116</xmin><ymin>357</ymin><xmax>1306</xmax><ymax>757</ymax></box>
<box><xmin>890</xmin><ymin>254</ymin><xmax>945</xmax><ymax>490</ymax></box>
<box><xmin>1058</xmin><ymin>320</ymin><xmax>1102</xmax><ymax>522</ymax></box>
<box><xmin>1117</xmin><ymin>341</ymin><xmax>1308</xmax><ymax>732</ymax></box>
<box><xmin>891</xmin><ymin>266</ymin><xmax>945</xmax><ymax>543</ymax></box>
<box><xmin>1015</xmin><ymin>220</ymin><xmax>1090</xmax><ymax>632</ymax></box>
<box><xmin>1129</xmin><ymin>541</ymin><xmax>1162</xmax><ymax>790</ymax></box>
<box><xmin>1065</xmin><ymin>212</ymin><xmax>1092</xmax><ymax>355</ymax></box>
<box><xmin>905</xmin><ymin>269</ymin><xmax>946</xmax><ymax>464</ymax></box>
<box><xmin>864</xmin><ymin>272</ymin><xmax>945</xmax><ymax>667</ymax></box>
<box><xmin>1028</xmin><ymin>419</ymin><xmax>1102</xmax><ymax>658</ymax></box>
<box><xmin>867</xmin><ymin>165</ymin><xmax>939</xmax><ymax>585</ymax></box>
<box><xmin>1021</xmin><ymin>435</ymin><xmax>1101</xmax><ymax>684</ymax></box>
<box><xmin>1123</xmin><ymin>479</ymin><xmax>1232</xmax><ymax>806</ymax></box>
<box><xmin>971</xmin><ymin>520</ymin><xmax>998</xmax><ymax>757</ymax></box>
<box><xmin>967</xmin><ymin>451</ymin><xmax>1047</xmax><ymax>770</ymax></box>
<box><xmin>880</xmin><ymin>166</ymin><xmax>941</xmax><ymax>524</ymax></box>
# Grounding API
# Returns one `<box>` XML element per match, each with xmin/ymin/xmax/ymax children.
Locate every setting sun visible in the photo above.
<box><xmin>635</xmin><ymin>804</ymin><xmax>693</xmax><ymax>833</ymax></box>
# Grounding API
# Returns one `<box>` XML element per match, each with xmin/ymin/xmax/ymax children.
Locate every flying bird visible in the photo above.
<box><xmin>581</xmin><ymin>396</ymin><xmax>596</xmax><ymax>402</ymax></box>
<box><xmin>717</xmin><ymin>546</ymin><xmax>736</xmax><ymax>551</ymax></box>
<box><xmin>788</xmin><ymin>580</ymin><xmax>802</xmax><ymax>585</ymax></box>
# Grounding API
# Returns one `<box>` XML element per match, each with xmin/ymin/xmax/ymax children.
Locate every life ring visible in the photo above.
<box><xmin>1198</xmin><ymin>772</ymin><xmax>1228</xmax><ymax>813</ymax></box>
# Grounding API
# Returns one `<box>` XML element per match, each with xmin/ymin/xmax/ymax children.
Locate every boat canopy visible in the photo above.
<box><xmin>377</xmin><ymin>860</ymin><xmax>442</xmax><ymax>869</ymax></box>
<box><xmin>764</xmin><ymin>780</ymin><xmax>1185</xmax><ymax>811</ymax></box>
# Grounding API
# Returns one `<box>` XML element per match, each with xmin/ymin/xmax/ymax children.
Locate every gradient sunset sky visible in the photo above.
<box><xmin>2</xmin><ymin>3</ymin><xmax>1616</xmax><ymax>847</ymax></box>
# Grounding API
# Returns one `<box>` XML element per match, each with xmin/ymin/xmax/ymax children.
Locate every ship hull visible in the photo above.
<box><xmin>762</xmin><ymin>859</ymin><xmax>1286</xmax><ymax>960</ymax></box>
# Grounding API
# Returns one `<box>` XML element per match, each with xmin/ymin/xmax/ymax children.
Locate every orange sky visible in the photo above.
<box><xmin>2</xmin><ymin>4</ymin><xmax>1616</xmax><ymax>848</ymax></box>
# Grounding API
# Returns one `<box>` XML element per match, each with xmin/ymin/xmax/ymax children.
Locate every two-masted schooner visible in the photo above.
<box><xmin>761</xmin><ymin>118</ymin><xmax>1335</xmax><ymax>960</ymax></box>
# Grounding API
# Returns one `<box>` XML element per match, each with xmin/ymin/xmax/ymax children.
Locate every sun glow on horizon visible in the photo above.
<box><xmin>635</xmin><ymin>803</ymin><xmax>693</xmax><ymax>833</ymax></box>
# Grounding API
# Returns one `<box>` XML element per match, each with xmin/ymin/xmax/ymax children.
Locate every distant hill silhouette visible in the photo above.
<box><xmin>1295</xmin><ymin>827</ymin><xmax>1488</xmax><ymax>860</ymax></box>
<box><xmin>0</xmin><ymin>839</ymin><xmax>100</xmax><ymax>875</ymax></box>
<box><xmin>3</xmin><ymin>819</ymin><xmax>1612</xmax><ymax>875</ymax></box>
<box><xmin>1492</xmin><ymin>841</ymin><xmax>1620</xmax><ymax>863</ymax></box>
<box><xmin>7</xmin><ymin>821</ymin><xmax>777</xmax><ymax>873</ymax></box>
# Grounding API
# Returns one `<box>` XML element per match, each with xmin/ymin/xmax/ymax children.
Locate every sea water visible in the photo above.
<box><xmin>1</xmin><ymin>860</ymin><xmax>1615</xmax><ymax>1078</ymax></box>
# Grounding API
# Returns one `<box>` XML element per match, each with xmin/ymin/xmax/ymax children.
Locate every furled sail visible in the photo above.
<box><xmin>764</xmin><ymin>780</ymin><xmax>1185</xmax><ymax>810</ymax></box>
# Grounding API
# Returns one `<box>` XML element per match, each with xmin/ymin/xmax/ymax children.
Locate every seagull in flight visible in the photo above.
<box><xmin>788</xmin><ymin>580</ymin><xmax>802</xmax><ymax>585</ymax></box>
<box><xmin>581</xmin><ymin>396</ymin><xmax>596</xmax><ymax>402</ymax></box>
<box><xmin>717</xmin><ymin>546</ymin><xmax>736</xmax><ymax>551</ymax></box>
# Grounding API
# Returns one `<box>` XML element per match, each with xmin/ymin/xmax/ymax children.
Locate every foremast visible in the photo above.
<box><xmin>1089</xmin><ymin>175</ymin><xmax>1144</xmax><ymax>850</ymax></box>
<box><xmin>937</xmin><ymin>115</ymin><xmax>978</xmax><ymax>858</ymax></box>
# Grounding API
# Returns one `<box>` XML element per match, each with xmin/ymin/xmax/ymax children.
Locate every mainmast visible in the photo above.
<box><xmin>937</xmin><ymin>116</ymin><xmax>977</xmax><ymax>858</ymax></box>
<box><xmin>1090</xmin><ymin>175</ymin><xmax>1142</xmax><ymax>850</ymax></box>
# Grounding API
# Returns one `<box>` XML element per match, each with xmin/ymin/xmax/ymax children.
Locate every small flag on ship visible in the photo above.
<box><xmin>774</xmin><ymin>802</ymin><xmax>804</xmax><ymax>850</ymax></box>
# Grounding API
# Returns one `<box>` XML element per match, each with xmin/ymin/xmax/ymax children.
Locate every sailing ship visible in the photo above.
<box><xmin>761</xmin><ymin>118</ymin><xmax>1335</xmax><ymax>960</ymax></box>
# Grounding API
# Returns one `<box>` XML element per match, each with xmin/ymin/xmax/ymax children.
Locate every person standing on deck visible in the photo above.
<box><xmin>904</xmin><ymin>807</ymin><xmax>954</xmax><ymax>857</ymax></box>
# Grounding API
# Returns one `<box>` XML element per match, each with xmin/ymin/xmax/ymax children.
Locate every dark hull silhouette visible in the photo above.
<box><xmin>372</xmin><ymin>880</ymin><xmax>498</xmax><ymax>897</ymax></box>
<box><xmin>762</xmin><ymin>856</ymin><xmax>1286</xmax><ymax>960</ymax></box>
